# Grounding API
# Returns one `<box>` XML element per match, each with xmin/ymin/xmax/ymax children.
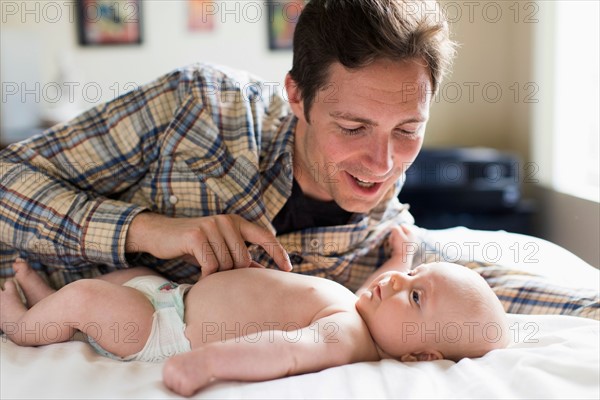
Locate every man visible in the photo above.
<box><xmin>0</xmin><ymin>0</ymin><xmax>597</xmax><ymax>319</ymax></box>
<box><xmin>1</xmin><ymin>0</ymin><xmax>448</xmax><ymax>290</ymax></box>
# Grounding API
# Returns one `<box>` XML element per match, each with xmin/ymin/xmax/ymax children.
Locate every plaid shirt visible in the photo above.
<box><xmin>1</xmin><ymin>63</ymin><xmax>597</xmax><ymax>320</ymax></box>
<box><xmin>0</xmin><ymin>63</ymin><xmax>412</xmax><ymax>291</ymax></box>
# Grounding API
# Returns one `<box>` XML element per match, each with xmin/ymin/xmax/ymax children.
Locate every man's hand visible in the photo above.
<box><xmin>126</xmin><ymin>213</ymin><xmax>292</xmax><ymax>277</ymax></box>
<box><xmin>355</xmin><ymin>224</ymin><xmax>418</xmax><ymax>295</ymax></box>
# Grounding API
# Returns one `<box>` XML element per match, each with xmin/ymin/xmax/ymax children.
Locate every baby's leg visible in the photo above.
<box><xmin>1</xmin><ymin>276</ymin><xmax>155</xmax><ymax>358</ymax></box>
<box><xmin>14</xmin><ymin>259</ymin><xmax>159</xmax><ymax>300</ymax></box>
<box><xmin>164</xmin><ymin>350</ymin><xmax>212</xmax><ymax>397</ymax></box>
<box><xmin>95</xmin><ymin>266</ymin><xmax>161</xmax><ymax>285</ymax></box>
<box><xmin>13</xmin><ymin>259</ymin><xmax>55</xmax><ymax>307</ymax></box>
<box><xmin>0</xmin><ymin>281</ymin><xmax>28</xmax><ymax>334</ymax></box>
<box><xmin>0</xmin><ymin>259</ymin><xmax>47</xmax><ymax>334</ymax></box>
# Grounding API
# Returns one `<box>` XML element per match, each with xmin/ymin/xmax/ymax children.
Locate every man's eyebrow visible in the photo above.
<box><xmin>330</xmin><ymin>112</ymin><xmax>378</xmax><ymax>126</ymax></box>
<box><xmin>329</xmin><ymin>111</ymin><xmax>426</xmax><ymax>126</ymax></box>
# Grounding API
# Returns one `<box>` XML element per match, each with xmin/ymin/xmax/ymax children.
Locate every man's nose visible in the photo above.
<box><xmin>363</xmin><ymin>135</ymin><xmax>394</xmax><ymax>176</ymax></box>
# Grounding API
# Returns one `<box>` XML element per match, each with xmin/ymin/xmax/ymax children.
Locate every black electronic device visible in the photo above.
<box><xmin>399</xmin><ymin>147</ymin><xmax>535</xmax><ymax>234</ymax></box>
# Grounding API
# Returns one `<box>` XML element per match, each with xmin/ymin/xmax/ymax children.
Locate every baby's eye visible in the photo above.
<box><xmin>411</xmin><ymin>290</ymin><xmax>420</xmax><ymax>306</ymax></box>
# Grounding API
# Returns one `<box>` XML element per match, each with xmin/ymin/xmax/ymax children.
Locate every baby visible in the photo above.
<box><xmin>1</xmin><ymin>248</ymin><xmax>508</xmax><ymax>397</ymax></box>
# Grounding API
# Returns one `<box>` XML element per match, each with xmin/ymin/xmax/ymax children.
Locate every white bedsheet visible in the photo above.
<box><xmin>1</xmin><ymin>229</ymin><xmax>599</xmax><ymax>399</ymax></box>
<box><xmin>1</xmin><ymin>314</ymin><xmax>598</xmax><ymax>399</ymax></box>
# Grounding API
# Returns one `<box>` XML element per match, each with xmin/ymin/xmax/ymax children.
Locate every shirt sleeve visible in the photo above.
<box><xmin>0</xmin><ymin>69</ymin><xmax>191</xmax><ymax>269</ymax></box>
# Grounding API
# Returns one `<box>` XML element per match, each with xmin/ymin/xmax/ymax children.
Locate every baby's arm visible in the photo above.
<box><xmin>356</xmin><ymin>225</ymin><xmax>416</xmax><ymax>295</ymax></box>
<box><xmin>163</xmin><ymin>311</ymin><xmax>378</xmax><ymax>396</ymax></box>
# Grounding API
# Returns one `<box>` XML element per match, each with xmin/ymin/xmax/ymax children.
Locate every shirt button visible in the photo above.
<box><xmin>168</xmin><ymin>195</ymin><xmax>178</xmax><ymax>205</ymax></box>
<box><xmin>310</xmin><ymin>239</ymin><xmax>320</xmax><ymax>248</ymax></box>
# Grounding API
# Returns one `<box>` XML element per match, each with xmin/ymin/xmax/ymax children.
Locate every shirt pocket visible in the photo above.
<box><xmin>150</xmin><ymin>156</ymin><xmax>226</xmax><ymax>217</ymax></box>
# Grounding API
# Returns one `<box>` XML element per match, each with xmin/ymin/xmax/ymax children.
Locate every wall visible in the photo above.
<box><xmin>2</xmin><ymin>0</ymin><xmax>534</xmax><ymax>160</ymax></box>
<box><xmin>531</xmin><ymin>187</ymin><xmax>600</xmax><ymax>267</ymax></box>
<box><xmin>424</xmin><ymin>1</ymin><xmax>533</xmax><ymax>165</ymax></box>
<box><xmin>1</xmin><ymin>0</ymin><xmax>294</xmax><ymax>142</ymax></box>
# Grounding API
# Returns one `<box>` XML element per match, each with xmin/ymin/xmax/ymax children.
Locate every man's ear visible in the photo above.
<box><xmin>285</xmin><ymin>73</ymin><xmax>305</xmax><ymax>120</ymax></box>
<box><xmin>400</xmin><ymin>350</ymin><xmax>444</xmax><ymax>362</ymax></box>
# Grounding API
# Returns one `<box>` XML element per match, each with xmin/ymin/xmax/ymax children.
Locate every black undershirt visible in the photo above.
<box><xmin>272</xmin><ymin>179</ymin><xmax>354</xmax><ymax>235</ymax></box>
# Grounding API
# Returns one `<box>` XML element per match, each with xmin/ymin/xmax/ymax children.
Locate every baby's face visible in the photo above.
<box><xmin>355</xmin><ymin>262</ymin><xmax>507</xmax><ymax>361</ymax></box>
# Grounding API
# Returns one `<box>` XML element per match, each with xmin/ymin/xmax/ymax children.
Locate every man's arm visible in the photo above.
<box><xmin>1</xmin><ymin>66</ymin><xmax>292</xmax><ymax>275</ymax></box>
<box><xmin>0</xmin><ymin>76</ymin><xmax>169</xmax><ymax>267</ymax></box>
<box><xmin>163</xmin><ymin>312</ymin><xmax>378</xmax><ymax>396</ymax></box>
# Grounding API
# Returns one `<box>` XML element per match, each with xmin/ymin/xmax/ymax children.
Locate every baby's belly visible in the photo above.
<box><xmin>179</xmin><ymin>268</ymin><xmax>357</xmax><ymax>348</ymax></box>
<box><xmin>182</xmin><ymin>282</ymin><xmax>318</xmax><ymax>348</ymax></box>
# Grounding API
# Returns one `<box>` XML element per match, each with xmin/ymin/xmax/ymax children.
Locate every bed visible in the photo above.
<box><xmin>2</xmin><ymin>227</ymin><xmax>599</xmax><ymax>399</ymax></box>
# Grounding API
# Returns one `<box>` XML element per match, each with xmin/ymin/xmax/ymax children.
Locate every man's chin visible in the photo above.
<box><xmin>335</xmin><ymin>198</ymin><xmax>380</xmax><ymax>214</ymax></box>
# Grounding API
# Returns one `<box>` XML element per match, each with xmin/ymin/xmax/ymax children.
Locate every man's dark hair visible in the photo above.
<box><xmin>289</xmin><ymin>0</ymin><xmax>456</xmax><ymax>121</ymax></box>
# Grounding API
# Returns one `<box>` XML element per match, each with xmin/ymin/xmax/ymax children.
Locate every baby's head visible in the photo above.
<box><xmin>356</xmin><ymin>262</ymin><xmax>509</xmax><ymax>362</ymax></box>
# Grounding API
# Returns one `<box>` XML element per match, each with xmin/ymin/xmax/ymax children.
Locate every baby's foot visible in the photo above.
<box><xmin>13</xmin><ymin>259</ymin><xmax>55</xmax><ymax>307</ymax></box>
<box><xmin>0</xmin><ymin>280</ymin><xmax>28</xmax><ymax>331</ymax></box>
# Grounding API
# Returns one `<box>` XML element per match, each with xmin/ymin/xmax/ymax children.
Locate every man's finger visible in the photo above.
<box><xmin>237</xmin><ymin>218</ymin><xmax>293</xmax><ymax>272</ymax></box>
<box><xmin>193</xmin><ymin>245</ymin><xmax>219</xmax><ymax>278</ymax></box>
<box><xmin>213</xmin><ymin>240</ymin><xmax>235</xmax><ymax>272</ymax></box>
<box><xmin>249</xmin><ymin>261</ymin><xmax>266</xmax><ymax>269</ymax></box>
<box><xmin>217</xmin><ymin>219</ymin><xmax>253</xmax><ymax>269</ymax></box>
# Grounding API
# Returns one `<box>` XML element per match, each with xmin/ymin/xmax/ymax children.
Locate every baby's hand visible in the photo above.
<box><xmin>355</xmin><ymin>225</ymin><xmax>419</xmax><ymax>295</ymax></box>
<box><xmin>385</xmin><ymin>224</ymin><xmax>418</xmax><ymax>270</ymax></box>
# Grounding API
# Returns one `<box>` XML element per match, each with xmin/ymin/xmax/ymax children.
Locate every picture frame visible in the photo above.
<box><xmin>188</xmin><ymin>0</ymin><xmax>216</xmax><ymax>32</ymax></box>
<box><xmin>77</xmin><ymin>0</ymin><xmax>142</xmax><ymax>46</ymax></box>
<box><xmin>267</xmin><ymin>0</ymin><xmax>304</xmax><ymax>50</ymax></box>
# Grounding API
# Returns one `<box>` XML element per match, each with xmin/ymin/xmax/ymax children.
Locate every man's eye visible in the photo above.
<box><xmin>411</xmin><ymin>290</ymin><xmax>420</xmax><ymax>306</ymax></box>
<box><xmin>340</xmin><ymin>126</ymin><xmax>365</xmax><ymax>136</ymax></box>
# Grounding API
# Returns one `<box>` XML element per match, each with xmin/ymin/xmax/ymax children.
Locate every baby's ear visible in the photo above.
<box><xmin>400</xmin><ymin>350</ymin><xmax>443</xmax><ymax>362</ymax></box>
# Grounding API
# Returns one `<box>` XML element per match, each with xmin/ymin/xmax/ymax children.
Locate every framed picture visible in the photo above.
<box><xmin>77</xmin><ymin>0</ymin><xmax>142</xmax><ymax>46</ymax></box>
<box><xmin>188</xmin><ymin>0</ymin><xmax>216</xmax><ymax>32</ymax></box>
<box><xmin>267</xmin><ymin>0</ymin><xmax>304</xmax><ymax>50</ymax></box>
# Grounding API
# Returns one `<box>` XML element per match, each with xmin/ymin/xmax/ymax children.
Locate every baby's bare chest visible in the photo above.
<box><xmin>182</xmin><ymin>271</ymin><xmax>354</xmax><ymax>346</ymax></box>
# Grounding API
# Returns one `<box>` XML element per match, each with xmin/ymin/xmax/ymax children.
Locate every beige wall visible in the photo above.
<box><xmin>1</xmin><ymin>0</ymin><xmax>293</xmax><ymax>138</ymax></box>
<box><xmin>426</xmin><ymin>1</ymin><xmax>534</xmax><ymax>165</ymax></box>
<box><xmin>0</xmin><ymin>0</ymin><xmax>537</xmax><ymax>157</ymax></box>
<box><xmin>424</xmin><ymin>2</ymin><xmax>600</xmax><ymax>268</ymax></box>
<box><xmin>532</xmin><ymin>187</ymin><xmax>600</xmax><ymax>268</ymax></box>
<box><xmin>2</xmin><ymin>0</ymin><xmax>536</xmax><ymax>158</ymax></box>
<box><xmin>0</xmin><ymin>0</ymin><xmax>294</xmax><ymax>85</ymax></box>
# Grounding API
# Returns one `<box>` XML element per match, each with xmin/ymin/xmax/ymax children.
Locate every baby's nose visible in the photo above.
<box><xmin>389</xmin><ymin>273</ymin><xmax>408</xmax><ymax>290</ymax></box>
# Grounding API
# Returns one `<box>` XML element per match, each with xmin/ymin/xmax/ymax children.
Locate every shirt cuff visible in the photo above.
<box><xmin>80</xmin><ymin>199</ymin><xmax>148</xmax><ymax>267</ymax></box>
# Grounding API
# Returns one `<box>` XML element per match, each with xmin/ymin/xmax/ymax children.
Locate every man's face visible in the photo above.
<box><xmin>288</xmin><ymin>58</ymin><xmax>432</xmax><ymax>213</ymax></box>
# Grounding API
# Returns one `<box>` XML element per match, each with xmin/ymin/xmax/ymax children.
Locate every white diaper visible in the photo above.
<box><xmin>88</xmin><ymin>275</ymin><xmax>192</xmax><ymax>362</ymax></box>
